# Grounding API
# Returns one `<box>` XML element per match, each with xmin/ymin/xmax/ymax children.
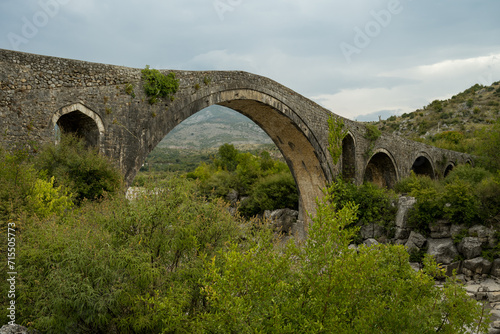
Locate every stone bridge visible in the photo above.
<box><xmin>0</xmin><ymin>49</ymin><xmax>472</xmax><ymax>235</ymax></box>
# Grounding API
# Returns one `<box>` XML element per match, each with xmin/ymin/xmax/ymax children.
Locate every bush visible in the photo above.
<box><xmin>394</xmin><ymin>172</ymin><xmax>439</xmax><ymax>195</ymax></box>
<box><xmin>191</xmin><ymin>144</ymin><xmax>298</xmax><ymax>216</ymax></box>
<box><xmin>239</xmin><ymin>172</ymin><xmax>299</xmax><ymax>217</ymax></box>
<box><xmin>201</xmin><ymin>188</ymin><xmax>489</xmax><ymax>333</ymax></box>
<box><xmin>141</xmin><ymin>65</ymin><xmax>179</xmax><ymax>104</ymax></box>
<box><xmin>329</xmin><ymin>178</ymin><xmax>397</xmax><ymax>233</ymax></box>
<box><xmin>407</xmin><ymin>186</ymin><xmax>444</xmax><ymax>235</ymax></box>
<box><xmin>442</xmin><ymin>180</ymin><xmax>480</xmax><ymax>226</ymax></box>
<box><xmin>14</xmin><ymin>176</ymin><xmax>244</xmax><ymax>333</ymax></box>
<box><xmin>365</xmin><ymin>124</ymin><xmax>381</xmax><ymax>141</ymax></box>
<box><xmin>27</xmin><ymin>176</ymin><xmax>73</xmax><ymax>218</ymax></box>
<box><xmin>34</xmin><ymin>134</ymin><xmax>124</xmax><ymax>205</ymax></box>
<box><xmin>445</xmin><ymin>164</ymin><xmax>490</xmax><ymax>185</ymax></box>
<box><xmin>0</xmin><ymin>147</ymin><xmax>38</xmax><ymax>221</ymax></box>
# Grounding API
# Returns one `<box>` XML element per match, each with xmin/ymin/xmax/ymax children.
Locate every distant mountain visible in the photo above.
<box><xmin>158</xmin><ymin>105</ymin><xmax>273</xmax><ymax>149</ymax></box>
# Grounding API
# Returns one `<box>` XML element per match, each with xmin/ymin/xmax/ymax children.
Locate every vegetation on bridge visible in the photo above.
<box><xmin>141</xmin><ymin>65</ymin><xmax>179</xmax><ymax>104</ymax></box>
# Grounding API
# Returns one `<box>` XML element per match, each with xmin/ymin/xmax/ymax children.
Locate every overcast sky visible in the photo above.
<box><xmin>1</xmin><ymin>0</ymin><xmax>499</xmax><ymax>120</ymax></box>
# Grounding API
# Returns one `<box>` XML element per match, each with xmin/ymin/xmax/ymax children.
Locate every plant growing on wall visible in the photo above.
<box><xmin>327</xmin><ymin>115</ymin><xmax>347</xmax><ymax>165</ymax></box>
<box><xmin>363</xmin><ymin>124</ymin><xmax>382</xmax><ymax>159</ymax></box>
<box><xmin>141</xmin><ymin>65</ymin><xmax>179</xmax><ymax>104</ymax></box>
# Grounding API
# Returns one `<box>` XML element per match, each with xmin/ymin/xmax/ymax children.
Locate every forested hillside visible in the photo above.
<box><xmin>373</xmin><ymin>81</ymin><xmax>500</xmax><ymax>169</ymax></box>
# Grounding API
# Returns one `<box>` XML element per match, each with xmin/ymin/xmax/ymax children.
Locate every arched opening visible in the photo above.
<box><xmin>412</xmin><ymin>155</ymin><xmax>434</xmax><ymax>179</ymax></box>
<box><xmin>56</xmin><ymin>111</ymin><xmax>99</xmax><ymax>147</ymax></box>
<box><xmin>444</xmin><ymin>163</ymin><xmax>454</xmax><ymax>178</ymax></box>
<box><xmin>342</xmin><ymin>133</ymin><xmax>356</xmax><ymax>181</ymax></box>
<box><xmin>363</xmin><ymin>151</ymin><xmax>398</xmax><ymax>189</ymax></box>
<box><xmin>51</xmin><ymin>103</ymin><xmax>104</xmax><ymax>148</ymax></box>
<box><xmin>131</xmin><ymin>89</ymin><xmax>330</xmax><ymax>236</ymax></box>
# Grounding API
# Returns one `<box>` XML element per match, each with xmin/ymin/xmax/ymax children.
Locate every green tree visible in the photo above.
<box><xmin>215</xmin><ymin>143</ymin><xmax>239</xmax><ymax>171</ymax></box>
<box><xmin>202</xmin><ymin>186</ymin><xmax>488</xmax><ymax>333</ymax></box>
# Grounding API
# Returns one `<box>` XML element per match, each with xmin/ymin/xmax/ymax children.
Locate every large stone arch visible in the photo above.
<box><xmin>363</xmin><ymin>149</ymin><xmax>398</xmax><ymax>189</ymax></box>
<box><xmin>51</xmin><ymin>103</ymin><xmax>105</xmax><ymax>149</ymax></box>
<box><xmin>411</xmin><ymin>153</ymin><xmax>435</xmax><ymax>179</ymax></box>
<box><xmin>341</xmin><ymin>132</ymin><xmax>356</xmax><ymax>181</ymax></box>
<box><xmin>140</xmin><ymin>89</ymin><xmax>330</xmax><ymax>236</ymax></box>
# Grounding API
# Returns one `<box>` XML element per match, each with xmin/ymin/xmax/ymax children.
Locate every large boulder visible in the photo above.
<box><xmin>363</xmin><ymin>238</ymin><xmax>379</xmax><ymax>247</ymax></box>
<box><xmin>457</xmin><ymin>237</ymin><xmax>483</xmax><ymax>259</ymax></box>
<box><xmin>395</xmin><ymin>196</ymin><xmax>417</xmax><ymax>228</ymax></box>
<box><xmin>226</xmin><ymin>189</ymin><xmax>239</xmax><ymax>205</ymax></box>
<box><xmin>265</xmin><ymin>209</ymin><xmax>299</xmax><ymax>235</ymax></box>
<box><xmin>394</xmin><ymin>196</ymin><xmax>416</xmax><ymax>240</ymax></box>
<box><xmin>360</xmin><ymin>223</ymin><xmax>386</xmax><ymax>240</ymax></box>
<box><xmin>491</xmin><ymin>259</ymin><xmax>500</xmax><ymax>278</ymax></box>
<box><xmin>469</xmin><ymin>225</ymin><xmax>496</xmax><ymax>248</ymax></box>
<box><xmin>462</xmin><ymin>257</ymin><xmax>492</xmax><ymax>277</ymax></box>
<box><xmin>427</xmin><ymin>238</ymin><xmax>459</xmax><ymax>265</ymax></box>
<box><xmin>405</xmin><ymin>231</ymin><xmax>426</xmax><ymax>247</ymax></box>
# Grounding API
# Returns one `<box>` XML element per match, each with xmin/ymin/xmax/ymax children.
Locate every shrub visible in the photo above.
<box><xmin>365</xmin><ymin>124</ymin><xmax>381</xmax><ymax>142</ymax></box>
<box><xmin>0</xmin><ymin>147</ymin><xmax>38</xmax><ymax>220</ymax></box>
<box><xmin>329</xmin><ymin>178</ymin><xmax>397</xmax><ymax>232</ymax></box>
<box><xmin>433</xmin><ymin>131</ymin><xmax>464</xmax><ymax>145</ymax></box>
<box><xmin>394</xmin><ymin>172</ymin><xmax>438</xmax><ymax>194</ymax></box>
<box><xmin>407</xmin><ymin>186</ymin><xmax>444</xmax><ymax>235</ymax></box>
<box><xmin>34</xmin><ymin>134</ymin><xmax>124</xmax><ymax>205</ymax></box>
<box><xmin>141</xmin><ymin>65</ymin><xmax>179</xmax><ymax>104</ymax></box>
<box><xmin>442</xmin><ymin>180</ymin><xmax>481</xmax><ymax>226</ymax></box>
<box><xmin>239</xmin><ymin>172</ymin><xmax>299</xmax><ymax>217</ymax></box>
<box><xmin>445</xmin><ymin>164</ymin><xmax>490</xmax><ymax>186</ymax></box>
<box><xmin>14</xmin><ymin>176</ymin><xmax>244</xmax><ymax>333</ymax></box>
<box><xmin>27</xmin><ymin>176</ymin><xmax>73</xmax><ymax>218</ymax></box>
<box><xmin>202</xmin><ymin>187</ymin><xmax>488</xmax><ymax>333</ymax></box>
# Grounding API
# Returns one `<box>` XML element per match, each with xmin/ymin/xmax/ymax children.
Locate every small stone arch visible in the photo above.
<box><xmin>342</xmin><ymin>132</ymin><xmax>356</xmax><ymax>181</ymax></box>
<box><xmin>444</xmin><ymin>162</ymin><xmax>455</xmax><ymax>178</ymax></box>
<box><xmin>51</xmin><ymin>103</ymin><xmax>105</xmax><ymax>148</ymax></box>
<box><xmin>363</xmin><ymin>149</ymin><xmax>398</xmax><ymax>189</ymax></box>
<box><xmin>411</xmin><ymin>153</ymin><xmax>435</xmax><ymax>179</ymax></box>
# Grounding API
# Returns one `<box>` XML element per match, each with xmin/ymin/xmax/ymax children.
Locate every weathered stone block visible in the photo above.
<box><xmin>469</xmin><ymin>225</ymin><xmax>495</xmax><ymax>247</ymax></box>
<box><xmin>463</xmin><ymin>257</ymin><xmax>492</xmax><ymax>276</ymax></box>
<box><xmin>427</xmin><ymin>238</ymin><xmax>459</xmax><ymax>265</ymax></box>
<box><xmin>406</xmin><ymin>231</ymin><xmax>427</xmax><ymax>248</ymax></box>
<box><xmin>443</xmin><ymin>261</ymin><xmax>461</xmax><ymax>276</ymax></box>
<box><xmin>395</xmin><ymin>196</ymin><xmax>416</xmax><ymax>229</ymax></box>
<box><xmin>491</xmin><ymin>259</ymin><xmax>500</xmax><ymax>278</ymax></box>
<box><xmin>267</xmin><ymin>208</ymin><xmax>299</xmax><ymax>235</ymax></box>
<box><xmin>457</xmin><ymin>237</ymin><xmax>483</xmax><ymax>259</ymax></box>
<box><xmin>363</xmin><ymin>238</ymin><xmax>379</xmax><ymax>247</ymax></box>
<box><xmin>361</xmin><ymin>223</ymin><xmax>386</xmax><ymax>240</ymax></box>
